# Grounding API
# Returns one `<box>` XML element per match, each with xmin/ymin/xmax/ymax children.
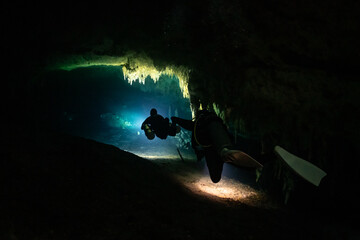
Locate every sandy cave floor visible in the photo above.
<box><xmin>149</xmin><ymin>157</ymin><xmax>279</xmax><ymax>209</ymax></box>
<box><xmin>3</xmin><ymin>130</ymin><xmax>358</xmax><ymax>239</ymax></box>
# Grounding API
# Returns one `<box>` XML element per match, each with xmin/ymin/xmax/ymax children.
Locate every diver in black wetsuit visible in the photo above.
<box><xmin>141</xmin><ymin>108</ymin><xmax>178</xmax><ymax>140</ymax></box>
<box><xmin>171</xmin><ymin>110</ymin><xmax>262</xmax><ymax>183</ymax></box>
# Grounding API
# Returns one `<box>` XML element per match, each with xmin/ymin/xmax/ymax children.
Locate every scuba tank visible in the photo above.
<box><xmin>143</xmin><ymin>124</ymin><xmax>155</xmax><ymax>140</ymax></box>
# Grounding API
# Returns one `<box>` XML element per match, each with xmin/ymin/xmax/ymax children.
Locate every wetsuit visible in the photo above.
<box><xmin>142</xmin><ymin>114</ymin><xmax>170</xmax><ymax>139</ymax></box>
<box><xmin>172</xmin><ymin>110</ymin><xmax>233</xmax><ymax>183</ymax></box>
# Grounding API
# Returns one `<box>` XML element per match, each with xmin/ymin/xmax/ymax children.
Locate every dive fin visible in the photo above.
<box><xmin>222</xmin><ymin>149</ymin><xmax>263</xmax><ymax>168</ymax></box>
<box><xmin>274</xmin><ymin>145</ymin><xmax>327</xmax><ymax>187</ymax></box>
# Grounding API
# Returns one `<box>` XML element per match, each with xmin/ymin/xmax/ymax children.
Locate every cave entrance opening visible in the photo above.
<box><xmin>38</xmin><ymin>65</ymin><xmax>194</xmax><ymax>159</ymax></box>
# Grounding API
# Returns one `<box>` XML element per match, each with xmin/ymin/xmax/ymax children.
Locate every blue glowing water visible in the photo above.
<box><xmin>41</xmin><ymin>66</ymin><xmax>194</xmax><ymax>159</ymax></box>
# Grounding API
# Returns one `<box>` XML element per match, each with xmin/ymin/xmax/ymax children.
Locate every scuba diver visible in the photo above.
<box><xmin>141</xmin><ymin>108</ymin><xmax>262</xmax><ymax>183</ymax></box>
<box><xmin>171</xmin><ymin>109</ymin><xmax>263</xmax><ymax>183</ymax></box>
<box><xmin>141</xmin><ymin>108</ymin><xmax>180</xmax><ymax>140</ymax></box>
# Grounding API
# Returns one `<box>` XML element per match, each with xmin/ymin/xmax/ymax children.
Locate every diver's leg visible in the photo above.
<box><xmin>207</xmin><ymin>120</ymin><xmax>263</xmax><ymax>169</ymax></box>
<box><xmin>204</xmin><ymin>148</ymin><xmax>224</xmax><ymax>183</ymax></box>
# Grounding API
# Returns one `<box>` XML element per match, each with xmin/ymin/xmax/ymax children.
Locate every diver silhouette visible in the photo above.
<box><xmin>141</xmin><ymin>108</ymin><xmax>180</xmax><ymax>140</ymax></box>
<box><xmin>171</xmin><ymin>110</ymin><xmax>263</xmax><ymax>183</ymax></box>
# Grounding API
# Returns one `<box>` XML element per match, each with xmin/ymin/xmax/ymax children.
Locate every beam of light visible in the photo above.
<box><xmin>150</xmin><ymin>158</ymin><xmax>274</xmax><ymax>207</ymax></box>
<box><xmin>193</xmin><ymin>177</ymin><xmax>257</xmax><ymax>201</ymax></box>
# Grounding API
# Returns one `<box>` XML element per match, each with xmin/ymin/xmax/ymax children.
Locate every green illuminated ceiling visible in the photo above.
<box><xmin>50</xmin><ymin>52</ymin><xmax>191</xmax><ymax>99</ymax></box>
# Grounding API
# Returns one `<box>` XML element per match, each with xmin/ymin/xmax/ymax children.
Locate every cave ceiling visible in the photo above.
<box><xmin>4</xmin><ymin>0</ymin><xmax>360</xmax><ymax>148</ymax></box>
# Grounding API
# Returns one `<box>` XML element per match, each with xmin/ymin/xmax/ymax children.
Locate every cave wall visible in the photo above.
<box><xmin>182</xmin><ymin>0</ymin><xmax>360</xmax><ymax>206</ymax></box>
<box><xmin>166</xmin><ymin>1</ymin><xmax>360</xmax><ymax>200</ymax></box>
<box><xmin>4</xmin><ymin>0</ymin><xmax>360</xmax><ymax>206</ymax></box>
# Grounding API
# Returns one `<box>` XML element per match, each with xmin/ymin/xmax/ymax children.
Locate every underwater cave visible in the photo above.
<box><xmin>36</xmin><ymin>64</ymin><xmax>194</xmax><ymax>159</ymax></box>
<box><xmin>3</xmin><ymin>0</ymin><xmax>360</xmax><ymax>239</ymax></box>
